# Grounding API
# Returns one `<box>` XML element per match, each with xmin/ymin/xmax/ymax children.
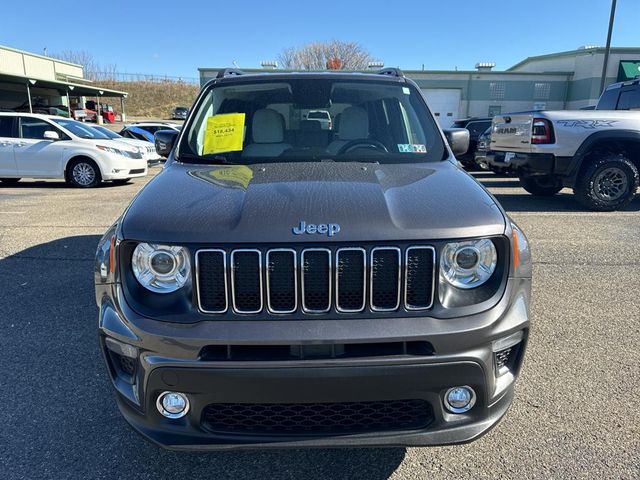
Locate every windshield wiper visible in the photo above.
<box><xmin>179</xmin><ymin>153</ymin><xmax>237</xmax><ymax>165</ymax></box>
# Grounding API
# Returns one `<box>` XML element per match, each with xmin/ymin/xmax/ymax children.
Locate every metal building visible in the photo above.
<box><xmin>198</xmin><ymin>46</ymin><xmax>640</xmax><ymax>127</ymax></box>
<box><xmin>0</xmin><ymin>44</ymin><xmax>128</xmax><ymax>121</ymax></box>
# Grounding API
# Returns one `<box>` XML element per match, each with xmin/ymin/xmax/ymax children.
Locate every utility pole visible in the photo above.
<box><xmin>599</xmin><ymin>0</ymin><xmax>617</xmax><ymax>94</ymax></box>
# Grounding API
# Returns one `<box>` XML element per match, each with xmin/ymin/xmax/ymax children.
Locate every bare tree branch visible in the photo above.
<box><xmin>278</xmin><ymin>40</ymin><xmax>377</xmax><ymax>70</ymax></box>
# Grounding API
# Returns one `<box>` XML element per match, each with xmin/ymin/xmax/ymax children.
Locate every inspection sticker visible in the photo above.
<box><xmin>203</xmin><ymin>113</ymin><xmax>245</xmax><ymax>154</ymax></box>
<box><xmin>398</xmin><ymin>144</ymin><xmax>427</xmax><ymax>153</ymax></box>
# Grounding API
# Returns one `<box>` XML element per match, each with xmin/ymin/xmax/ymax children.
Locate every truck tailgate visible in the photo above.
<box><xmin>490</xmin><ymin>113</ymin><xmax>533</xmax><ymax>153</ymax></box>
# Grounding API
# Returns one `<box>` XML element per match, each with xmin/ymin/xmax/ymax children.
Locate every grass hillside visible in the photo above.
<box><xmin>99</xmin><ymin>80</ymin><xmax>200</xmax><ymax>118</ymax></box>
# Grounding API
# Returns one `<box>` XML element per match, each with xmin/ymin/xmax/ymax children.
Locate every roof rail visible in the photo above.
<box><xmin>377</xmin><ymin>67</ymin><xmax>404</xmax><ymax>78</ymax></box>
<box><xmin>216</xmin><ymin>68</ymin><xmax>246</xmax><ymax>79</ymax></box>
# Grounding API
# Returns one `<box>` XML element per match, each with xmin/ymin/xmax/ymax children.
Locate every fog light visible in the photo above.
<box><xmin>156</xmin><ymin>391</ymin><xmax>190</xmax><ymax>419</ymax></box>
<box><xmin>444</xmin><ymin>386</ymin><xmax>476</xmax><ymax>413</ymax></box>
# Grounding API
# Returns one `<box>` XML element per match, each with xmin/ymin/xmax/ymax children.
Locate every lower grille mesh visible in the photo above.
<box><xmin>202</xmin><ymin>399</ymin><xmax>433</xmax><ymax>435</ymax></box>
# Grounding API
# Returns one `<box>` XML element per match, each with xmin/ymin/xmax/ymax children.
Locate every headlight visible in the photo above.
<box><xmin>96</xmin><ymin>144</ymin><xmax>122</xmax><ymax>155</ymax></box>
<box><xmin>440</xmin><ymin>239</ymin><xmax>497</xmax><ymax>289</ymax></box>
<box><xmin>131</xmin><ymin>243</ymin><xmax>190</xmax><ymax>293</ymax></box>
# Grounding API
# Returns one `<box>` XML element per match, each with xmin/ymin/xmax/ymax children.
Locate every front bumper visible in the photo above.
<box><xmin>97</xmin><ymin>274</ymin><xmax>530</xmax><ymax>450</ymax></box>
<box><xmin>102</xmin><ymin>160</ymin><xmax>148</xmax><ymax>180</ymax></box>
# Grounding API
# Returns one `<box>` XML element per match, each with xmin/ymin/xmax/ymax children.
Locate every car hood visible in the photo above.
<box><xmin>121</xmin><ymin>160</ymin><xmax>506</xmax><ymax>244</ymax></box>
<box><xmin>115</xmin><ymin>138</ymin><xmax>151</xmax><ymax>148</ymax></box>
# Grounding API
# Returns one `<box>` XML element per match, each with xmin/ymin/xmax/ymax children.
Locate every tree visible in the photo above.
<box><xmin>50</xmin><ymin>50</ymin><xmax>117</xmax><ymax>81</ymax></box>
<box><xmin>278</xmin><ymin>40</ymin><xmax>376</xmax><ymax>70</ymax></box>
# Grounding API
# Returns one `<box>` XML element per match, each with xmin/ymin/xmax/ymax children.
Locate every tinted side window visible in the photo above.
<box><xmin>596</xmin><ymin>88</ymin><xmax>619</xmax><ymax>110</ymax></box>
<box><xmin>0</xmin><ymin>117</ymin><xmax>16</xmax><ymax>138</ymax></box>
<box><xmin>20</xmin><ymin>117</ymin><xmax>54</xmax><ymax>139</ymax></box>
<box><xmin>616</xmin><ymin>88</ymin><xmax>640</xmax><ymax>110</ymax></box>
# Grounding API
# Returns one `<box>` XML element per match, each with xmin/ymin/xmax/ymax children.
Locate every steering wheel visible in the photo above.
<box><xmin>336</xmin><ymin>139</ymin><xmax>389</xmax><ymax>155</ymax></box>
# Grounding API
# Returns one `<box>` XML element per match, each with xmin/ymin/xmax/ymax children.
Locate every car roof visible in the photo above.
<box><xmin>205</xmin><ymin>70</ymin><xmax>408</xmax><ymax>89</ymax></box>
<box><xmin>127</xmin><ymin>121</ymin><xmax>179</xmax><ymax>125</ymax></box>
<box><xmin>0</xmin><ymin>112</ymin><xmax>68</xmax><ymax>120</ymax></box>
<box><xmin>452</xmin><ymin>117</ymin><xmax>492</xmax><ymax>123</ymax></box>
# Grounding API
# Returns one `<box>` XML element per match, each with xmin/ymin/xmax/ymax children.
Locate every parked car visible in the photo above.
<box><xmin>120</xmin><ymin>122</ymin><xmax>182</xmax><ymax>143</ymax></box>
<box><xmin>473</xmin><ymin>126</ymin><xmax>493</xmax><ymax>170</ymax></box>
<box><xmin>487</xmin><ymin>77</ymin><xmax>640</xmax><ymax>210</ymax></box>
<box><xmin>0</xmin><ymin>113</ymin><xmax>146</xmax><ymax>187</ymax></box>
<box><xmin>306</xmin><ymin>110</ymin><xmax>332</xmax><ymax>130</ymax></box>
<box><xmin>96</xmin><ymin>67</ymin><xmax>531</xmax><ymax>450</ymax></box>
<box><xmin>91</xmin><ymin>125</ymin><xmax>161</xmax><ymax>164</ymax></box>
<box><xmin>449</xmin><ymin>118</ymin><xmax>492</xmax><ymax>168</ymax></box>
<box><xmin>13</xmin><ymin>102</ymin><xmax>70</xmax><ymax>117</ymax></box>
<box><xmin>171</xmin><ymin>107</ymin><xmax>189</xmax><ymax>120</ymax></box>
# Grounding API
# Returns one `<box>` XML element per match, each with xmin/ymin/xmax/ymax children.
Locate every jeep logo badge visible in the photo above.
<box><xmin>292</xmin><ymin>221</ymin><xmax>340</xmax><ymax>237</ymax></box>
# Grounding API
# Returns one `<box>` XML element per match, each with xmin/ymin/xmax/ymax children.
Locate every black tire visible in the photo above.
<box><xmin>519</xmin><ymin>175</ymin><xmax>563</xmax><ymax>196</ymax></box>
<box><xmin>574</xmin><ymin>154</ymin><xmax>639</xmax><ymax>211</ymax></box>
<box><xmin>112</xmin><ymin>178</ymin><xmax>131</xmax><ymax>185</ymax></box>
<box><xmin>66</xmin><ymin>158</ymin><xmax>101</xmax><ymax>188</ymax></box>
<box><xmin>0</xmin><ymin>178</ymin><xmax>21</xmax><ymax>185</ymax></box>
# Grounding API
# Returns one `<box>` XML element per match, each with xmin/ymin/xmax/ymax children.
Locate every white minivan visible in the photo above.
<box><xmin>0</xmin><ymin>113</ymin><xmax>147</xmax><ymax>187</ymax></box>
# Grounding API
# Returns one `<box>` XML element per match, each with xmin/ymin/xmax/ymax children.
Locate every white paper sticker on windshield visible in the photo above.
<box><xmin>402</xmin><ymin>87</ymin><xmax>411</xmax><ymax>95</ymax></box>
<box><xmin>398</xmin><ymin>144</ymin><xmax>427</xmax><ymax>153</ymax></box>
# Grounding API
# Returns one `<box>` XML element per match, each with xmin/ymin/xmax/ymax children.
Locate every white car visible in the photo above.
<box><xmin>91</xmin><ymin>125</ymin><xmax>161</xmax><ymax>163</ymax></box>
<box><xmin>0</xmin><ymin>113</ymin><xmax>147</xmax><ymax>187</ymax></box>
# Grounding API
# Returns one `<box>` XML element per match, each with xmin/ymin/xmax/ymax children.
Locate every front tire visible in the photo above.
<box><xmin>519</xmin><ymin>175</ymin><xmax>563</xmax><ymax>196</ymax></box>
<box><xmin>0</xmin><ymin>178</ymin><xmax>21</xmax><ymax>185</ymax></box>
<box><xmin>67</xmin><ymin>158</ymin><xmax>101</xmax><ymax>188</ymax></box>
<box><xmin>574</xmin><ymin>154</ymin><xmax>639</xmax><ymax>211</ymax></box>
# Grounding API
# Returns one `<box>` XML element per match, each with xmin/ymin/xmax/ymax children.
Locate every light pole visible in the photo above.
<box><xmin>599</xmin><ymin>0</ymin><xmax>617</xmax><ymax>94</ymax></box>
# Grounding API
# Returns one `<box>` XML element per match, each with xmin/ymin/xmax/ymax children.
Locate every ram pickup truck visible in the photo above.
<box><xmin>487</xmin><ymin>78</ymin><xmax>640</xmax><ymax>211</ymax></box>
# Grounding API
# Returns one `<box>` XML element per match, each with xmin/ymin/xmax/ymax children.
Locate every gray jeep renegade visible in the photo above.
<box><xmin>95</xmin><ymin>68</ymin><xmax>532</xmax><ymax>450</ymax></box>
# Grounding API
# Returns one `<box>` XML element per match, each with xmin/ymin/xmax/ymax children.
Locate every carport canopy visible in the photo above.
<box><xmin>0</xmin><ymin>71</ymin><xmax>127</xmax><ymax>116</ymax></box>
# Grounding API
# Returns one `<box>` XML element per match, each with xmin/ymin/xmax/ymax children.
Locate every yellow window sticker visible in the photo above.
<box><xmin>203</xmin><ymin>113</ymin><xmax>245</xmax><ymax>155</ymax></box>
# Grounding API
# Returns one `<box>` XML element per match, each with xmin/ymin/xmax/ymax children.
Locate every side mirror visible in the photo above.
<box><xmin>442</xmin><ymin>128</ymin><xmax>470</xmax><ymax>156</ymax></box>
<box><xmin>44</xmin><ymin>130</ymin><xmax>60</xmax><ymax>141</ymax></box>
<box><xmin>154</xmin><ymin>129</ymin><xmax>179</xmax><ymax>157</ymax></box>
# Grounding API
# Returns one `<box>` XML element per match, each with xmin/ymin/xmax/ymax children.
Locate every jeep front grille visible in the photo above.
<box><xmin>195</xmin><ymin>245</ymin><xmax>435</xmax><ymax>315</ymax></box>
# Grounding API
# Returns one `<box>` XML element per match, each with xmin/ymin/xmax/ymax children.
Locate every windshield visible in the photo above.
<box><xmin>92</xmin><ymin>125</ymin><xmax>122</xmax><ymax>139</ymax></box>
<box><xmin>179</xmin><ymin>78</ymin><xmax>445</xmax><ymax>164</ymax></box>
<box><xmin>51</xmin><ymin>118</ymin><xmax>112</xmax><ymax>140</ymax></box>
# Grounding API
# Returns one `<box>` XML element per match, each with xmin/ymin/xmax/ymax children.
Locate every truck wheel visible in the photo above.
<box><xmin>0</xmin><ymin>178</ymin><xmax>21</xmax><ymax>185</ymax></box>
<box><xmin>67</xmin><ymin>158</ymin><xmax>101</xmax><ymax>188</ymax></box>
<box><xmin>519</xmin><ymin>175</ymin><xmax>563</xmax><ymax>196</ymax></box>
<box><xmin>574</xmin><ymin>154</ymin><xmax>639</xmax><ymax>211</ymax></box>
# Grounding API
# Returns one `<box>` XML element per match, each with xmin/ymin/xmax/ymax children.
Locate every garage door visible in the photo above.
<box><xmin>421</xmin><ymin>89</ymin><xmax>461</xmax><ymax>128</ymax></box>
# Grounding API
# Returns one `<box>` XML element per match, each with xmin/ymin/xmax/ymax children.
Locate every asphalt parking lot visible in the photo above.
<box><xmin>1</xmin><ymin>168</ymin><xmax>639</xmax><ymax>479</ymax></box>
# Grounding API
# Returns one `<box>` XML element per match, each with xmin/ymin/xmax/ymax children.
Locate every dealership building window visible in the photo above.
<box><xmin>489</xmin><ymin>82</ymin><xmax>505</xmax><ymax>100</ymax></box>
<box><xmin>534</xmin><ymin>82</ymin><xmax>551</xmax><ymax>100</ymax></box>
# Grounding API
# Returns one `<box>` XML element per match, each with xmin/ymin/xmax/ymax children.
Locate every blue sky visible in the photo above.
<box><xmin>1</xmin><ymin>0</ymin><xmax>638</xmax><ymax>79</ymax></box>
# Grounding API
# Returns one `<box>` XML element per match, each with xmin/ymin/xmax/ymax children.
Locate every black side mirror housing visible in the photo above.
<box><xmin>442</xmin><ymin>128</ymin><xmax>470</xmax><ymax>156</ymax></box>
<box><xmin>154</xmin><ymin>130</ymin><xmax>180</xmax><ymax>157</ymax></box>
